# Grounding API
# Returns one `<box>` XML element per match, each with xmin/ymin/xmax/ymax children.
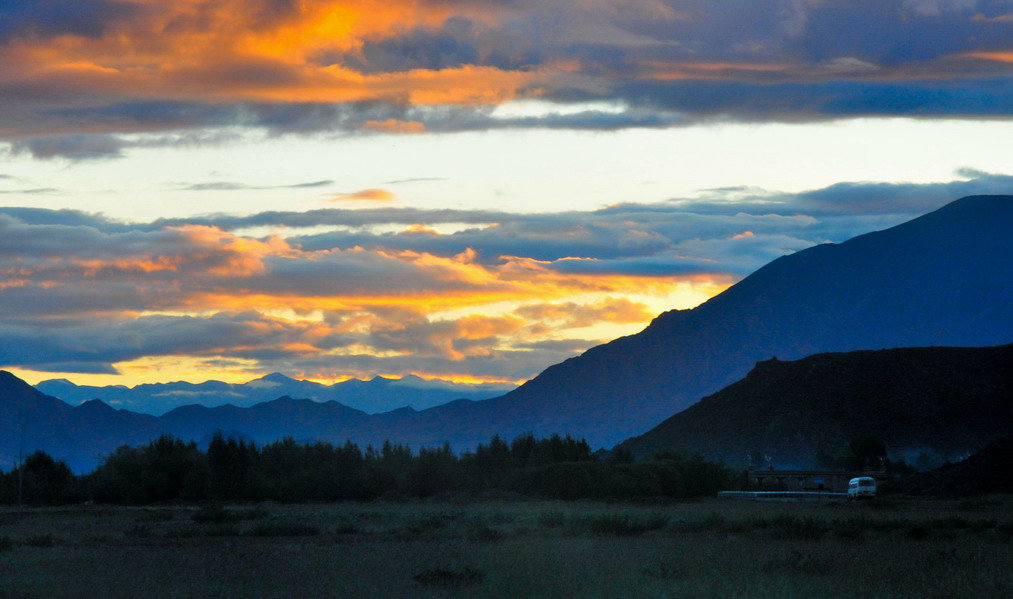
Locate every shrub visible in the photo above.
<box><xmin>413</xmin><ymin>567</ymin><xmax>485</xmax><ymax>587</ymax></box>
<box><xmin>769</xmin><ymin>516</ymin><xmax>825</xmax><ymax>541</ymax></box>
<box><xmin>246</xmin><ymin>522</ymin><xmax>320</xmax><ymax>537</ymax></box>
<box><xmin>192</xmin><ymin>504</ymin><xmax>240</xmax><ymax>524</ymax></box>
<box><xmin>761</xmin><ymin>551</ymin><xmax>834</xmax><ymax>576</ymax></box>
<box><xmin>199</xmin><ymin>524</ymin><xmax>243</xmax><ymax>537</ymax></box>
<box><xmin>23</xmin><ymin>534</ymin><xmax>55</xmax><ymax>548</ymax></box>
<box><xmin>833</xmin><ymin>517</ymin><xmax>868</xmax><ymax>541</ymax></box>
<box><xmin>166</xmin><ymin>523</ymin><xmax>240</xmax><ymax>538</ymax></box>
<box><xmin>905</xmin><ymin>524</ymin><xmax>930</xmax><ymax>540</ymax></box>
<box><xmin>123</xmin><ymin>524</ymin><xmax>153</xmax><ymax>538</ymax></box>
<box><xmin>641</xmin><ymin>564</ymin><xmax>683</xmax><ymax>580</ymax></box>
<box><xmin>578</xmin><ymin>512</ymin><xmax>669</xmax><ymax>537</ymax></box>
<box><xmin>334</xmin><ymin>523</ymin><xmax>360</xmax><ymax>534</ymax></box>
<box><xmin>137</xmin><ymin>509</ymin><xmax>176</xmax><ymax>522</ymax></box>
<box><xmin>468</xmin><ymin>526</ymin><xmax>505</xmax><ymax>543</ymax></box>
<box><xmin>681</xmin><ymin>512</ymin><xmax>726</xmax><ymax>533</ymax></box>
<box><xmin>537</xmin><ymin>510</ymin><xmax>565</xmax><ymax>528</ymax></box>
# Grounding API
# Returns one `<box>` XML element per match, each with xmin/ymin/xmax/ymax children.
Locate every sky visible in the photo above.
<box><xmin>1</xmin><ymin>0</ymin><xmax>1012</xmax><ymax>388</ymax></box>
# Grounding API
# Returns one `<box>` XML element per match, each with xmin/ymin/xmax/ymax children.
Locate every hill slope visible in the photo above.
<box><xmin>883</xmin><ymin>434</ymin><xmax>1013</xmax><ymax>497</ymax></box>
<box><xmin>616</xmin><ymin>344</ymin><xmax>1013</xmax><ymax>466</ymax></box>
<box><xmin>363</xmin><ymin>195</ymin><xmax>1013</xmax><ymax>448</ymax></box>
<box><xmin>0</xmin><ymin>371</ymin><xmax>160</xmax><ymax>472</ymax></box>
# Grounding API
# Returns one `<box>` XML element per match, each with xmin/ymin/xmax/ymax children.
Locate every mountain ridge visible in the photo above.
<box><xmin>3</xmin><ymin>195</ymin><xmax>1011</xmax><ymax>471</ymax></box>
<box><xmin>35</xmin><ymin>371</ymin><xmax>512</xmax><ymax>415</ymax></box>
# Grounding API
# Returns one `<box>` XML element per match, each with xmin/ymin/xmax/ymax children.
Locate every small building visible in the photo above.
<box><xmin>747</xmin><ymin>469</ymin><xmax>887</xmax><ymax>494</ymax></box>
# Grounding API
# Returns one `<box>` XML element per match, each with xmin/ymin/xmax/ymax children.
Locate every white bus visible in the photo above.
<box><xmin>847</xmin><ymin>476</ymin><xmax>877</xmax><ymax>500</ymax></box>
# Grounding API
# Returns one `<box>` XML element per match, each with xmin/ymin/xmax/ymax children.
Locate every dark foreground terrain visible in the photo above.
<box><xmin>1</xmin><ymin>497</ymin><xmax>1011</xmax><ymax>598</ymax></box>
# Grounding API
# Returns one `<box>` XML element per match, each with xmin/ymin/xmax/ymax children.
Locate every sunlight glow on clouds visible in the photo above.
<box><xmin>1</xmin><ymin>2</ymin><xmax>1012</xmax><ymax>386</ymax></box>
<box><xmin>2</xmin><ymin>0</ymin><xmax>1013</xmax><ymax>156</ymax></box>
<box><xmin>4</xmin><ymin>172</ymin><xmax>1013</xmax><ymax>386</ymax></box>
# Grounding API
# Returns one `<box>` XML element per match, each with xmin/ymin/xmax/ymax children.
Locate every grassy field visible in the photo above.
<box><xmin>1</xmin><ymin>496</ymin><xmax>1011</xmax><ymax>598</ymax></box>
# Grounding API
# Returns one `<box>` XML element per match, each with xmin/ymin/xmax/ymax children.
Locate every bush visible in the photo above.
<box><xmin>23</xmin><ymin>534</ymin><xmax>55</xmax><ymax>547</ymax></box>
<box><xmin>468</xmin><ymin>526</ymin><xmax>505</xmax><ymax>543</ymax></box>
<box><xmin>537</xmin><ymin>510</ymin><xmax>565</xmax><ymax>528</ymax></box>
<box><xmin>246</xmin><ymin>522</ymin><xmax>320</xmax><ymax>537</ymax></box>
<box><xmin>768</xmin><ymin>516</ymin><xmax>825</xmax><ymax>541</ymax></box>
<box><xmin>833</xmin><ymin>517</ymin><xmax>868</xmax><ymax>541</ymax></box>
<box><xmin>681</xmin><ymin>512</ymin><xmax>726</xmax><ymax>533</ymax></box>
<box><xmin>905</xmin><ymin>524</ymin><xmax>930</xmax><ymax>540</ymax></box>
<box><xmin>577</xmin><ymin>512</ymin><xmax>669</xmax><ymax>537</ymax></box>
<box><xmin>123</xmin><ymin>524</ymin><xmax>153</xmax><ymax>538</ymax></box>
<box><xmin>137</xmin><ymin>509</ymin><xmax>176</xmax><ymax>522</ymax></box>
<box><xmin>334</xmin><ymin>523</ymin><xmax>360</xmax><ymax>535</ymax></box>
<box><xmin>761</xmin><ymin>551</ymin><xmax>834</xmax><ymax>576</ymax></box>
<box><xmin>413</xmin><ymin>567</ymin><xmax>485</xmax><ymax>587</ymax></box>
<box><xmin>192</xmin><ymin>505</ymin><xmax>240</xmax><ymax>524</ymax></box>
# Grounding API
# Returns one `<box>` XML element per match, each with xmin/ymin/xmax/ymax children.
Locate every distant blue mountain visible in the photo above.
<box><xmin>35</xmin><ymin>373</ymin><xmax>512</xmax><ymax>415</ymax></box>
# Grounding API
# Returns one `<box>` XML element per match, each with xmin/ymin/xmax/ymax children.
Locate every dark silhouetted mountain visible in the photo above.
<box><xmin>883</xmin><ymin>434</ymin><xmax>1013</xmax><ymax>497</ymax></box>
<box><xmin>0</xmin><ymin>371</ymin><xmax>160</xmax><ymax>472</ymax></box>
<box><xmin>615</xmin><ymin>344</ymin><xmax>1013</xmax><ymax>467</ymax></box>
<box><xmin>158</xmin><ymin>395</ymin><xmax>369</xmax><ymax>442</ymax></box>
<box><xmin>35</xmin><ymin>372</ymin><xmax>511</xmax><ymax>414</ymax></box>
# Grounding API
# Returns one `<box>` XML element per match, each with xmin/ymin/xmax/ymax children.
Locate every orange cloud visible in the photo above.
<box><xmin>329</xmin><ymin>188</ymin><xmax>398</xmax><ymax>202</ymax></box>
<box><xmin>0</xmin><ymin>1</ymin><xmax>544</xmax><ymax>110</ymax></box>
<box><xmin>402</xmin><ymin>224</ymin><xmax>442</xmax><ymax>235</ymax></box>
<box><xmin>641</xmin><ymin>60</ymin><xmax>794</xmax><ymax>81</ymax></box>
<box><xmin>515</xmin><ymin>297</ymin><xmax>654</xmax><ymax>329</ymax></box>
<box><xmin>963</xmin><ymin>51</ymin><xmax>1013</xmax><ymax>64</ymax></box>
<box><xmin>362</xmin><ymin>119</ymin><xmax>426</xmax><ymax>133</ymax></box>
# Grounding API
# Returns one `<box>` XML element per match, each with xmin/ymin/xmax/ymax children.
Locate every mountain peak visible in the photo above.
<box><xmin>39</xmin><ymin>378</ymin><xmax>76</xmax><ymax>386</ymax></box>
<box><xmin>76</xmin><ymin>398</ymin><xmax>115</xmax><ymax>413</ymax></box>
<box><xmin>260</xmin><ymin>372</ymin><xmax>295</xmax><ymax>383</ymax></box>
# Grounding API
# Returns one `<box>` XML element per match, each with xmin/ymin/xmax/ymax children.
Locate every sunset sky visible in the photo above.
<box><xmin>2</xmin><ymin>0</ymin><xmax>1012</xmax><ymax>388</ymax></box>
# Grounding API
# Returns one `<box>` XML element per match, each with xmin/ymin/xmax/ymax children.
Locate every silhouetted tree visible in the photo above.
<box><xmin>208</xmin><ymin>432</ymin><xmax>256</xmax><ymax>500</ymax></box>
<box><xmin>3</xmin><ymin>451</ymin><xmax>76</xmax><ymax>505</ymax></box>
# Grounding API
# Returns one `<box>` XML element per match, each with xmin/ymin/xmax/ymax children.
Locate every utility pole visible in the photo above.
<box><xmin>17</xmin><ymin>419</ymin><xmax>26</xmax><ymax>507</ymax></box>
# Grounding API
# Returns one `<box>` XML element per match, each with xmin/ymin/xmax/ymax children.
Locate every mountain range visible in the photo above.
<box><xmin>1</xmin><ymin>195</ymin><xmax>1011</xmax><ymax>472</ymax></box>
<box><xmin>34</xmin><ymin>373</ymin><xmax>512</xmax><ymax>415</ymax></box>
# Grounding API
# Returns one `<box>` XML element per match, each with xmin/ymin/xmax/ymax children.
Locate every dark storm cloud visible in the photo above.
<box><xmin>9</xmin><ymin>134</ymin><xmax>126</xmax><ymax>160</ymax></box>
<box><xmin>0</xmin><ymin>0</ymin><xmax>142</xmax><ymax>40</ymax></box>
<box><xmin>2</xmin><ymin>1</ymin><xmax>1012</xmax><ymax>151</ymax></box>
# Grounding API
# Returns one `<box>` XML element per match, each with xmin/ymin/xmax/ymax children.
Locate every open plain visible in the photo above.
<box><xmin>1</xmin><ymin>496</ymin><xmax>1011</xmax><ymax>599</ymax></box>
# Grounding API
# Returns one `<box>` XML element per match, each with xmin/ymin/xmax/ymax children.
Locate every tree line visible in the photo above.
<box><xmin>0</xmin><ymin>432</ymin><xmax>730</xmax><ymax>505</ymax></box>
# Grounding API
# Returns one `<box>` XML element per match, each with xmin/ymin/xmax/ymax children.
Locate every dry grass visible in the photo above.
<box><xmin>0</xmin><ymin>497</ymin><xmax>1011</xmax><ymax>598</ymax></box>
